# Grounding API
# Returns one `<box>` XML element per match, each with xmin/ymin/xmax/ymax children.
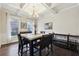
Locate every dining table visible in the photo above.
<box><xmin>21</xmin><ymin>34</ymin><xmax>44</xmax><ymax>56</ymax></box>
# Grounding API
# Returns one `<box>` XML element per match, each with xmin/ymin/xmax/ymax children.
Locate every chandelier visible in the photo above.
<box><xmin>31</xmin><ymin>5</ymin><xmax>38</xmax><ymax>34</ymax></box>
<box><xmin>31</xmin><ymin>5</ymin><xmax>39</xmax><ymax>19</ymax></box>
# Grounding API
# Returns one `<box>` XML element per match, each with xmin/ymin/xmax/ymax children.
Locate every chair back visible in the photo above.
<box><xmin>18</xmin><ymin>33</ymin><xmax>29</xmax><ymax>45</ymax></box>
<box><xmin>17</xmin><ymin>33</ymin><xmax>23</xmax><ymax>45</ymax></box>
<box><xmin>20</xmin><ymin>31</ymin><xmax>32</xmax><ymax>34</ymax></box>
<box><xmin>40</xmin><ymin>31</ymin><xmax>45</xmax><ymax>34</ymax></box>
<box><xmin>40</xmin><ymin>34</ymin><xmax>52</xmax><ymax>49</ymax></box>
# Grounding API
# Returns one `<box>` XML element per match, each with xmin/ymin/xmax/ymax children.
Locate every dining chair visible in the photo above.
<box><xmin>17</xmin><ymin>33</ymin><xmax>29</xmax><ymax>56</ymax></box>
<box><xmin>33</xmin><ymin>34</ymin><xmax>53</xmax><ymax>56</ymax></box>
<box><xmin>40</xmin><ymin>31</ymin><xmax>45</xmax><ymax>34</ymax></box>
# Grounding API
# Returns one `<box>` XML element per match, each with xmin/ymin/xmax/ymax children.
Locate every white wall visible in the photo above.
<box><xmin>0</xmin><ymin>8</ymin><xmax>2</xmax><ymax>47</ymax></box>
<box><xmin>37</xmin><ymin>18</ymin><xmax>53</xmax><ymax>34</ymax></box>
<box><xmin>37</xmin><ymin>5</ymin><xmax>79</xmax><ymax>35</ymax></box>
<box><xmin>53</xmin><ymin>6</ymin><xmax>79</xmax><ymax>35</ymax></box>
<box><xmin>0</xmin><ymin>8</ymin><xmax>8</xmax><ymax>45</ymax></box>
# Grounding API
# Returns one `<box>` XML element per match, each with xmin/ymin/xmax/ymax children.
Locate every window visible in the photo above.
<box><xmin>10</xmin><ymin>19</ymin><xmax>19</xmax><ymax>36</ymax></box>
<box><xmin>27</xmin><ymin>22</ymin><xmax>33</xmax><ymax>32</ymax></box>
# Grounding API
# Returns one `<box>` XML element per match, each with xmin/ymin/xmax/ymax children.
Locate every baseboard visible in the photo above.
<box><xmin>1</xmin><ymin>41</ymin><xmax>18</xmax><ymax>48</ymax></box>
<box><xmin>0</xmin><ymin>45</ymin><xmax>1</xmax><ymax>48</ymax></box>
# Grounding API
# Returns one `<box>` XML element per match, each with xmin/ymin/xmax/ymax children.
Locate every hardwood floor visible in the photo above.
<box><xmin>0</xmin><ymin>43</ymin><xmax>79</xmax><ymax>56</ymax></box>
<box><xmin>0</xmin><ymin>43</ymin><xmax>18</xmax><ymax>56</ymax></box>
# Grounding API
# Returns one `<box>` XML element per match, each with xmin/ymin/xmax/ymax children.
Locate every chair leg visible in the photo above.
<box><xmin>18</xmin><ymin>44</ymin><xmax>20</xmax><ymax>55</ymax></box>
<box><xmin>51</xmin><ymin>44</ymin><xmax>53</xmax><ymax>51</ymax></box>
<box><xmin>50</xmin><ymin>44</ymin><xmax>53</xmax><ymax>55</ymax></box>
<box><xmin>39</xmin><ymin>49</ymin><xmax>41</xmax><ymax>56</ymax></box>
<box><xmin>21</xmin><ymin>45</ymin><xmax>23</xmax><ymax>56</ymax></box>
<box><xmin>75</xmin><ymin>45</ymin><xmax>78</xmax><ymax>53</ymax></box>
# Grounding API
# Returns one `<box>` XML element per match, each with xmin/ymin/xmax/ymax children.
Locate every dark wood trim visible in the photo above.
<box><xmin>54</xmin><ymin>33</ymin><xmax>79</xmax><ymax>37</ymax></box>
<box><xmin>69</xmin><ymin>35</ymin><xmax>79</xmax><ymax>37</ymax></box>
<box><xmin>54</xmin><ymin>33</ymin><xmax>68</xmax><ymax>36</ymax></box>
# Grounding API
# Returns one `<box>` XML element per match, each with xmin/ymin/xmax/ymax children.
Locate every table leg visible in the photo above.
<box><xmin>51</xmin><ymin>41</ymin><xmax>53</xmax><ymax>54</ymax></box>
<box><xmin>30</xmin><ymin>41</ymin><xmax>34</xmax><ymax>56</ymax></box>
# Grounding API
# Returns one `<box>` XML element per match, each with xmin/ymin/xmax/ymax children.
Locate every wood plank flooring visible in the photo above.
<box><xmin>0</xmin><ymin>43</ymin><xmax>79</xmax><ymax>56</ymax></box>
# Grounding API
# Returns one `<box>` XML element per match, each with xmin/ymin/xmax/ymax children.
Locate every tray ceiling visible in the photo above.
<box><xmin>0</xmin><ymin>3</ymin><xmax>79</xmax><ymax>18</ymax></box>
